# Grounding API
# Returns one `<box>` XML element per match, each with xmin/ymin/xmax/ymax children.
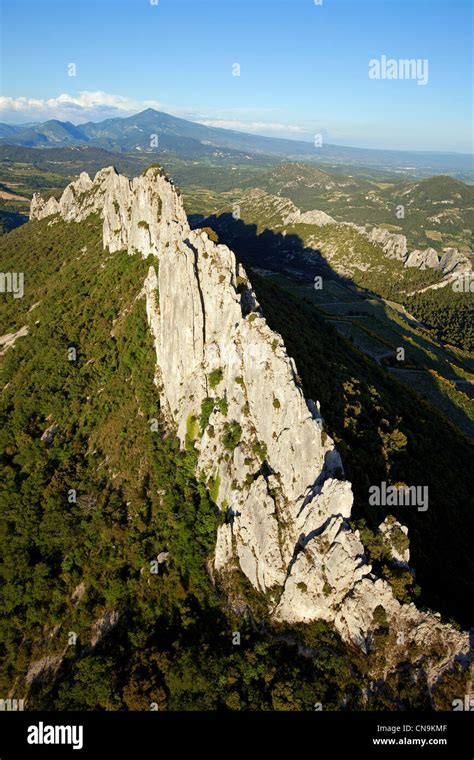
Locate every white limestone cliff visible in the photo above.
<box><xmin>367</xmin><ymin>227</ymin><xmax>408</xmax><ymax>260</ymax></box>
<box><xmin>405</xmin><ymin>247</ymin><xmax>439</xmax><ymax>269</ymax></box>
<box><xmin>30</xmin><ymin>168</ymin><xmax>471</xmax><ymax>674</ymax></box>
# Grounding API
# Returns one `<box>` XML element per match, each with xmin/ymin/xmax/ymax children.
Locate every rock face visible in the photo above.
<box><xmin>341</xmin><ymin>220</ymin><xmax>471</xmax><ymax>279</ymax></box>
<box><xmin>90</xmin><ymin>609</ymin><xmax>120</xmax><ymax>648</ymax></box>
<box><xmin>364</xmin><ymin>229</ymin><xmax>471</xmax><ymax>278</ymax></box>
<box><xmin>237</xmin><ymin>188</ymin><xmax>336</xmax><ymax>228</ymax></box>
<box><xmin>405</xmin><ymin>247</ymin><xmax>439</xmax><ymax>270</ymax></box>
<box><xmin>367</xmin><ymin>227</ymin><xmax>408</xmax><ymax>260</ymax></box>
<box><xmin>378</xmin><ymin>516</ymin><xmax>410</xmax><ymax>566</ymax></box>
<box><xmin>31</xmin><ymin>167</ymin><xmax>187</xmax><ymax>258</ymax></box>
<box><xmin>30</xmin><ymin>167</ymin><xmax>471</xmax><ymax>669</ymax></box>
<box><xmin>40</xmin><ymin>422</ymin><xmax>60</xmax><ymax>446</ymax></box>
<box><xmin>0</xmin><ymin>324</ymin><xmax>29</xmax><ymax>356</ymax></box>
<box><xmin>438</xmin><ymin>247</ymin><xmax>472</xmax><ymax>276</ymax></box>
<box><xmin>284</xmin><ymin>208</ymin><xmax>336</xmax><ymax>226</ymax></box>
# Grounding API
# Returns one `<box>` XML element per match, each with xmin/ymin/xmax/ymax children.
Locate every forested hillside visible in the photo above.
<box><xmin>1</xmin><ymin>216</ymin><xmax>471</xmax><ymax>710</ymax></box>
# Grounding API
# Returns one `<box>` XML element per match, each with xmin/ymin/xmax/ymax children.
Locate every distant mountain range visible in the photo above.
<box><xmin>1</xmin><ymin>109</ymin><xmax>472</xmax><ymax>179</ymax></box>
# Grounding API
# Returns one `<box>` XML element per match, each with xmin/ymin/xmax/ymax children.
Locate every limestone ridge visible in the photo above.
<box><xmin>356</xmin><ymin>225</ymin><xmax>472</xmax><ymax>278</ymax></box>
<box><xmin>31</xmin><ymin>167</ymin><xmax>470</xmax><ymax>672</ymax></box>
<box><xmin>239</xmin><ymin>187</ymin><xmax>472</xmax><ymax>281</ymax></box>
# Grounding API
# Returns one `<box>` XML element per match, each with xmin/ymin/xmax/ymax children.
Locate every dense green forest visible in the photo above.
<box><xmin>407</xmin><ymin>287</ymin><xmax>474</xmax><ymax>352</ymax></box>
<box><xmin>0</xmin><ymin>217</ymin><xmax>471</xmax><ymax>710</ymax></box>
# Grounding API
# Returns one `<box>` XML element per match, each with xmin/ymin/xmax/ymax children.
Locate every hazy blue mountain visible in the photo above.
<box><xmin>1</xmin><ymin>109</ymin><xmax>472</xmax><ymax>178</ymax></box>
<box><xmin>0</xmin><ymin>123</ymin><xmax>24</xmax><ymax>139</ymax></box>
<box><xmin>0</xmin><ymin>119</ymin><xmax>88</xmax><ymax>147</ymax></box>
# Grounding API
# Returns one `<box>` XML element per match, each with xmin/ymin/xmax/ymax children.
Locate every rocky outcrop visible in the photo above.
<box><xmin>284</xmin><ymin>208</ymin><xmax>336</xmax><ymax>226</ymax></box>
<box><xmin>367</xmin><ymin>227</ymin><xmax>408</xmax><ymax>260</ymax></box>
<box><xmin>405</xmin><ymin>247</ymin><xmax>439</xmax><ymax>269</ymax></box>
<box><xmin>31</xmin><ymin>167</ymin><xmax>187</xmax><ymax>258</ymax></box>
<box><xmin>236</xmin><ymin>188</ymin><xmax>336</xmax><ymax>229</ymax></box>
<box><xmin>235</xmin><ymin>188</ymin><xmax>300</xmax><ymax>228</ymax></box>
<box><xmin>90</xmin><ymin>610</ymin><xmax>120</xmax><ymax>648</ymax></box>
<box><xmin>343</xmin><ymin>219</ymin><xmax>471</xmax><ymax>279</ymax></box>
<box><xmin>40</xmin><ymin>419</ymin><xmax>60</xmax><ymax>445</ymax></box>
<box><xmin>439</xmin><ymin>247</ymin><xmax>472</xmax><ymax>276</ymax></box>
<box><xmin>30</xmin><ymin>168</ymin><xmax>471</xmax><ymax>671</ymax></box>
<box><xmin>25</xmin><ymin>655</ymin><xmax>63</xmax><ymax>686</ymax></box>
<box><xmin>363</xmin><ymin>229</ymin><xmax>471</xmax><ymax>278</ymax></box>
<box><xmin>0</xmin><ymin>325</ymin><xmax>28</xmax><ymax>356</ymax></box>
<box><xmin>379</xmin><ymin>516</ymin><xmax>410</xmax><ymax>566</ymax></box>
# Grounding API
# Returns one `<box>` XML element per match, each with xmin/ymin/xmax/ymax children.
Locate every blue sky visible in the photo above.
<box><xmin>0</xmin><ymin>0</ymin><xmax>472</xmax><ymax>152</ymax></box>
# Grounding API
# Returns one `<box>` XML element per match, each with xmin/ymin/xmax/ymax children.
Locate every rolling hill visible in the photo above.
<box><xmin>249</xmin><ymin>163</ymin><xmax>474</xmax><ymax>251</ymax></box>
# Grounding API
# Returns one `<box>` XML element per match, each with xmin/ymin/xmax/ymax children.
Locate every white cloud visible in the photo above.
<box><xmin>0</xmin><ymin>91</ymin><xmax>163</xmax><ymax>124</ymax></box>
<box><xmin>196</xmin><ymin>118</ymin><xmax>307</xmax><ymax>135</ymax></box>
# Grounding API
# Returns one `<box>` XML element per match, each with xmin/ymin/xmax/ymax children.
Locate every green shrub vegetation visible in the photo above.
<box><xmin>222</xmin><ymin>421</ymin><xmax>242</xmax><ymax>451</ymax></box>
<box><xmin>200</xmin><ymin>397</ymin><xmax>215</xmax><ymax>433</ymax></box>
<box><xmin>372</xmin><ymin>605</ymin><xmax>388</xmax><ymax>628</ymax></box>
<box><xmin>216</xmin><ymin>396</ymin><xmax>228</xmax><ymax>416</ymax></box>
<box><xmin>208</xmin><ymin>471</ymin><xmax>221</xmax><ymax>504</ymax></box>
<box><xmin>251</xmin><ymin>440</ymin><xmax>268</xmax><ymax>461</ymax></box>
<box><xmin>407</xmin><ymin>287</ymin><xmax>474</xmax><ymax>352</ymax></box>
<box><xmin>208</xmin><ymin>368</ymin><xmax>223</xmax><ymax>389</ymax></box>
<box><xmin>185</xmin><ymin>414</ymin><xmax>199</xmax><ymax>449</ymax></box>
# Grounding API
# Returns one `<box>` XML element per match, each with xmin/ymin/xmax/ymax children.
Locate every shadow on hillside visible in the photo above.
<box><xmin>0</xmin><ymin>208</ymin><xmax>28</xmax><ymax>234</ymax></box>
<box><xmin>191</xmin><ymin>212</ymin><xmax>474</xmax><ymax>438</ymax></box>
<box><xmin>191</xmin><ymin>212</ymin><xmax>353</xmax><ymax>284</ymax></box>
<box><xmin>190</xmin><ymin>211</ymin><xmax>474</xmax><ymax>629</ymax></box>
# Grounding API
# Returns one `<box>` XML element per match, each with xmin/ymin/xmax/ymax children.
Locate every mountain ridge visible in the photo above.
<box><xmin>28</xmin><ymin>165</ymin><xmax>472</xmax><ymax>688</ymax></box>
<box><xmin>2</xmin><ymin>109</ymin><xmax>472</xmax><ymax>176</ymax></box>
